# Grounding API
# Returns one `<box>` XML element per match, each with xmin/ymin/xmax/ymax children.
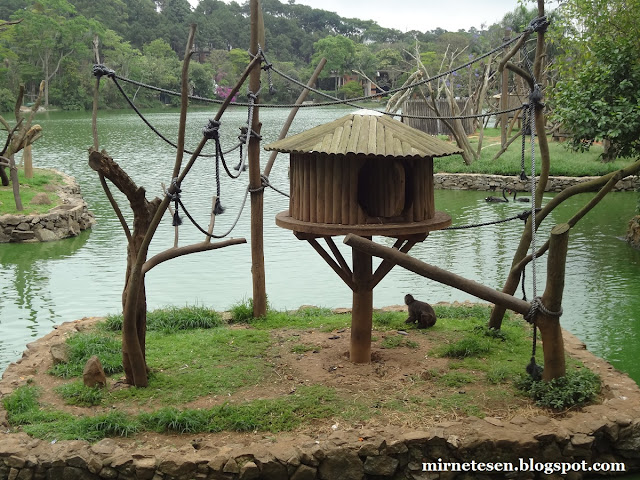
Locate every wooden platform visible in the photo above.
<box><xmin>276</xmin><ymin>210</ymin><xmax>451</xmax><ymax>237</ymax></box>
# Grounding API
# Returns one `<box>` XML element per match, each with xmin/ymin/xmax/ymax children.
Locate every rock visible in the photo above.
<box><xmin>318</xmin><ymin>450</ymin><xmax>363</xmax><ymax>480</ymax></box>
<box><xmin>291</xmin><ymin>464</ymin><xmax>317</xmax><ymax>480</ymax></box>
<box><xmin>34</xmin><ymin>228</ymin><xmax>58</xmax><ymax>242</ymax></box>
<box><xmin>239</xmin><ymin>461</ymin><xmax>260</xmax><ymax>480</ymax></box>
<box><xmin>82</xmin><ymin>356</ymin><xmax>106</xmax><ymax>388</ymax></box>
<box><xmin>10</xmin><ymin>229</ymin><xmax>35</xmax><ymax>241</ymax></box>
<box><xmin>50</xmin><ymin>344</ymin><xmax>70</xmax><ymax>365</ymax></box>
<box><xmin>363</xmin><ymin>455</ymin><xmax>399</xmax><ymax>476</ymax></box>
<box><xmin>30</xmin><ymin>193</ymin><xmax>52</xmax><ymax>205</ymax></box>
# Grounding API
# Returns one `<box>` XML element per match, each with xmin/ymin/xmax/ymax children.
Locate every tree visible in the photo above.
<box><xmin>11</xmin><ymin>0</ymin><xmax>98</xmax><ymax>107</ymax></box>
<box><xmin>338</xmin><ymin>79</ymin><xmax>362</xmax><ymax>99</ymax></box>
<box><xmin>311</xmin><ymin>35</ymin><xmax>356</xmax><ymax>91</ymax></box>
<box><xmin>551</xmin><ymin>0</ymin><xmax>640</xmax><ymax>162</ymax></box>
<box><xmin>89</xmin><ymin>26</ymin><xmax>247</xmax><ymax>387</ymax></box>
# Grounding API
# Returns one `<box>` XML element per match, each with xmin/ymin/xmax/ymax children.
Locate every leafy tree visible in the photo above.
<box><xmin>551</xmin><ymin>0</ymin><xmax>640</xmax><ymax>161</ymax></box>
<box><xmin>11</xmin><ymin>0</ymin><xmax>99</xmax><ymax>107</ymax></box>
<box><xmin>338</xmin><ymin>79</ymin><xmax>363</xmax><ymax>99</ymax></box>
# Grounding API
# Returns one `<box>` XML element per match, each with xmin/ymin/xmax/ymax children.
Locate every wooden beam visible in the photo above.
<box><xmin>344</xmin><ymin>233</ymin><xmax>531</xmax><ymax>316</ymax></box>
<box><xmin>307</xmin><ymin>238</ymin><xmax>355</xmax><ymax>290</ymax></box>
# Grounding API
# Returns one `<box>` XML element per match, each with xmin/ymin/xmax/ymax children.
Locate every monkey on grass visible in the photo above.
<box><xmin>404</xmin><ymin>294</ymin><xmax>437</xmax><ymax>329</ymax></box>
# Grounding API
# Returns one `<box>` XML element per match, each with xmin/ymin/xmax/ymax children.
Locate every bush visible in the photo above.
<box><xmin>0</xmin><ymin>87</ymin><xmax>16</xmax><ymax>113</ymax></box>
<box><xmin>516</xmin><ymin>369</ymin><xmax>601</xmax><ymax>410</ymax></box>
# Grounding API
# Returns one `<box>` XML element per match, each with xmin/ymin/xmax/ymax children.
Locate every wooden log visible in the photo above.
<box><xmin>309</xmin><ymin>155</ymin><xmax>317</xmax><ymax>223</ymax></box>
<box><xmin>324</xmin><ymin>155</ymin><xmax>333</xmax><ymax>223</ymax></box>
<box><xmin>344</xmin><ymin>234</ymin><xmax>531</xmax><ymax>316</ymax></box>
<box><xmin>404</xmin><ymin>160</ymin><xmax>414</xmax><ymax>221</ymax></box>
<box><xmin>538</xmin><ymin>223</ymin><xmax>570</xmax><ymax>381</ymax></box>
<box><xmin>302</xmin><ymin>156</ymin><xmax>310</xmax><ymax>222</ymax></box>
<box><xmin>249</xmin><ymin>0</ymin><xmax>266</xmax><ymax>318</ymax></box>
<box><xmin>341</xmin><ymin>159</ymin><xmax>349</xmax><ymax>224</ymax></box>
<box><xmin>290</xmin><ymin>157</ymin><xmax>298</xmax><ymax>218</ymax></box>
<box><xmin>316</xmin><ymin>156</ymin><xmax>325</xmax><ymax>222</ymax></box>
<box><xmin>425</xmin><ymin>158</ymin><xmax>434</xmax><ymax>218</ymax></box>
<box><xmin>333</xmin><ymin>156</ymin><xmax>342</xmax><ymax>223</ymax></box>
<box><xmin>350</xmin><ymin>242</ymin><xmax>373</xmax><ymax>363</ymax></box>
<box><xmin>413</xmin><ymin>159</ymin><xmax>423</xmax><ymax>221</ymax></box>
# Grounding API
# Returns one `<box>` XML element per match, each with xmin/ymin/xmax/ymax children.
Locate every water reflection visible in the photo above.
<box><xmin>1</xmin><ymin>109</ymin><xmax>638</xmax><ymax>387</ymax></box>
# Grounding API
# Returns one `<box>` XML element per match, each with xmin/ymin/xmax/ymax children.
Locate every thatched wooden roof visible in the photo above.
<box><xmin>264</xmin><ymin>113</ymin><xmax>463</xmax><ymax>158</ymax></box>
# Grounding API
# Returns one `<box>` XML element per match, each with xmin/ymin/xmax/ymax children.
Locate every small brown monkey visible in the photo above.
<box><xmin>404</xmin><ymin>294</ymin><xmax>436</xmax><ymax>328</ymax></box>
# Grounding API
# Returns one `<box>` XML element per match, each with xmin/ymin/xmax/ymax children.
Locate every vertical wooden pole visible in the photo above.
<box><xmin>350</xmin><ymin>239</ymin><xmax>373</xmax><ymax>363</ymax></box>
<box><xmin>500</xmin><ymin>28</ymin><xmax>511</xmax><ymax>148</ymax></box>
<box><xmin>9</xmin><ymin>156</ymin><xmax>23</xmax><ymax>211</ymax></box>
<box><xmin>538</xmin><ymin>223</ymin><xmax>569</xmax><ymax>380</ymax></box>
<box><xmin>249</xmin><ymin>0</ymin><xmax>267</xmax><ymax>317</ymax></box>
<box><xmin>23</xmin><ymin>145</ymin><xmax>33</xmax><ymax>179</ymax></box>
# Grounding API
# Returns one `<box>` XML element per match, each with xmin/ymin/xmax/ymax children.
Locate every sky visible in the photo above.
<box><xmin>188</xmin><ymin>0</ymin><xmax>523</xmax><ymax>33</ymax></box>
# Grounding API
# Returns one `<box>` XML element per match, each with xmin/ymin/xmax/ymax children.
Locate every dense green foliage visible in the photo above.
<box><xmin>516</xmin><ymin>369</ymin><xmax>601</xmax><ymax>410</ymax></box>
<box><xmin>550</xmin><ymin>0</ymin><xmax>640</xmax><ymax>161</ymax></box>
<box><xmin>0</xmin><ymin>0</ymin><xmax>533</xmax><ymax>111</ymax></box>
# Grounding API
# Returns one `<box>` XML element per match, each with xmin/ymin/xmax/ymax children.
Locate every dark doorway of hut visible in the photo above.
<box><xmin>265</xmin><ymin>112</ymin><xmax>462</xmax><ymax>363</ymax></box>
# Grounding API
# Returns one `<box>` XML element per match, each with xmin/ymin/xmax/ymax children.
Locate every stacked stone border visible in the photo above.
<box><xmin>0</xmin><ymin>169</ymin><xmax>95</xmax><ymax>243</ymax></box>
<box><xmin>434</xmin><ymin>172</ymin><xmax>639</xmax><ymax>192</ymax></box>
<box><xmin>1</xmin><ymin>316</ymin><xmax>639</xmax><ymax>480</ymax></box>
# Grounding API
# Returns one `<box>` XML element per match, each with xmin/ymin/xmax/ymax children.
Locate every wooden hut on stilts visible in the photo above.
<box><xmin>264</xmin><ymin>112</ymin><xmax>463</xmax><ymax>363</ymax></box>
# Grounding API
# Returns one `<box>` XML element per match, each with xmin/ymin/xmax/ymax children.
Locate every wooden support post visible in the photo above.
<box><xmin>500</xmin><ymin>28</ymin><xmax>511</xmax><ymax>148</ymax></box>
<box><xmin>351</xmin><ymin>240</ymin><xmax>373</xmax><ymax>363</ymax></box>
<box><xmin>23</xmin><ymin>144</ymin><xmax>33</xmax><ymax>179</ymax></box>
<box><xmin>249</xmin><ymin>0</ymin><xmax>267</xmax><ymax>317</ymax></box>
<box><xmin>538</xmin><ymin>223</ymin><xmax>569</xmax><ymax>380</ymax></box>
<box><xmin>9</xmin><ymin>156</ymin><xmax>22</xmax><ymax>211</ymax></box>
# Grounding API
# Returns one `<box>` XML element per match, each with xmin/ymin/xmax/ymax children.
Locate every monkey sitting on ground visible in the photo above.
<box><xmin>404</xmin><ymin>294</ymin><xmax>437</xmax><ymax>329</ymax></box>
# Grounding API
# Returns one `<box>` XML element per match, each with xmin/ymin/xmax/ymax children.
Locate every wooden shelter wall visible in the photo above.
<box><xmin>402</xmin><ymin>99</ymin><xmax>474</xmax><ymax>136</ymax></box>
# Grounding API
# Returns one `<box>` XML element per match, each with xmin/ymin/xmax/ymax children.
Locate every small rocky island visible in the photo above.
<box><xmin>0</xmin><ymin>169</ymin><xmax>95</xmax><ymax>243</ymax></box>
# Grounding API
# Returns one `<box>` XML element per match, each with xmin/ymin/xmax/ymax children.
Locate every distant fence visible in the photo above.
<box><xmin>402</xmin><ymin>99</ymin><xmax>475</xmax><ymax>136</ymax></box>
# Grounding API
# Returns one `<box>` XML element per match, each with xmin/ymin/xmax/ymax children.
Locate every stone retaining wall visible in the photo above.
<box><xmin>0</xmin><ymin>170</ymin><xmax>95</xmax><ymax>243</ymax></box>
<box><xmin>1</xmin><ymin>318</ymin><xmax>639</xmax><ymax>480</ymax></box>
<box><xmin>434</xmin><ymin>172</ymin><xmax>639</xmax><ymax>192</ymax></box>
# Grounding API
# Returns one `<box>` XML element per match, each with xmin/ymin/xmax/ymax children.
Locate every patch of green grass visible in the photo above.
<box><xmin>290</xmin><ymin>344</ymin><xmax>320</xmax><ymax>354</ymax></box>
<box><xmin>0</xmin><ymin>168</ymin><xmax>62</xmax><ymax>215</ymax></box>
<box><xmin>101</xmin><ymin>305</ymin><xmax>223</xmax><ymax>332</ymax></box>
<box><xmin>228</xmin><ymin>298</ymin><xmax>258</xmax><ymax>323</ymax></box>
<box><xmin>372</xmin><ymin>311</ymin><xmax>407</xmax><ymax>330</ymax></box>
<box><xmin>438</xmin><ymin>371</ymin><xmax>476</xmax><ymax>388</ymax></box>
<box><xmin>110</xmin><ymin>328</ymin><xmax>272</xmax><ymax>405</ymax></box>
<box><xmin>424</xmin><ymin>392</ymin><xmax>485</xmax><ymax>418</ymax></box>
<box><xmin>439</xmin><ymin>336</ymin><xmax>493</xmax><ymax>359</ymax></box>
<box><xmin>433</xmin><ymin>130</ymin><xmax>633</xmax><ymax>177</ymax></box>
<box><xmin>55</xmin><ymin>381</ymin><xmax>104</xmax><ymax>407</ymax></box>
<box><xmin>486</xmin><ymin>365</ymin><xmax>512</xmax><ymax>384</ymax></box>
<box><xmin>48</xmin><ymin>332</ymin><xmax>122</xmax><ymax>379</ymax></box>
<box><xmin>516</xmin><ymin>368</ymin><xmax>601</xmax><ymax>410</ymax></box>
<box><xmin>248</xmin><ymin>307</ymin><xmax>350</xmax><ymax>332</ymax></box>
<box><xmin>379</xmin><ymin>335</ymin><xmax>418</xmax><ymax>349</ymax></box>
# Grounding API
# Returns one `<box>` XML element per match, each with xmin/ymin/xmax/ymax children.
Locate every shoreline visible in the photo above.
<box><xmin>1</xmin><ymin>310</ymin><xmax>639</xmax><ymax>479</ymax></box>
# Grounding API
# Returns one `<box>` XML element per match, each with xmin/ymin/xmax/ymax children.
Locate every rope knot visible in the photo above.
<box><xmin>525</xmin><ymin>296</ymin><xmax>563</xmax><ymax>324</ymax></box>
<box><xmin>238</xmin><ymin>126</ymin><xmax>262</xmax><ymax>143</ymax></box>
<box><xmin>93</xmin><ymin>64</ymin><xmax>115</xmax><ymax>79</ymax></box>
<box><xmin>203</xmin><ymin>119</ymin><xmax>220</xmax><ymax>140</ymax></box>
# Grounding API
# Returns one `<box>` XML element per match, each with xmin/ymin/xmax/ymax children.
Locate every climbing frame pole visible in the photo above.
<box><xmin>538</xmin><ymin>223</ymin><xmax>569</xmax><ymax>380</ymax></box>
<box><xmin>249</xmin><ymin>0</ymin><xmax>267</xmax><ymax>317</ymax></box>
<box><xmin>350</xmin><ymin>237</ymin><xmax>373</xmax><ymax>364</ymax></box>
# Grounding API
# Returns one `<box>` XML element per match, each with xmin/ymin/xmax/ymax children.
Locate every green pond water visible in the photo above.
<box><xmin>1</xmin><ymin>107</ymin><xmax>639</xmax><ymax>392</ymax></box>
